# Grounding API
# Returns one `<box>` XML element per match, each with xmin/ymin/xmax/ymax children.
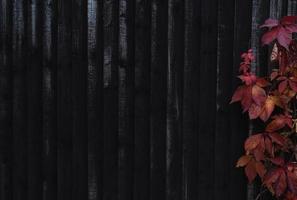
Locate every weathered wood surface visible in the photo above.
<box><xmin>0</xmin><ymin>0</ymin><xmax>292</xmax><ymax>199</ymax></box>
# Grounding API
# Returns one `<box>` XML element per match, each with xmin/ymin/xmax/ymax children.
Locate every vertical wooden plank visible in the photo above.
<box><xmin>231</xmin><ymin>0</ymin><xmax>252</xmax><ymax>199</ymax></box>
<box><xmin>250</xmin><ymin>0</ymin><xmax>270</xmax><ymax>76</ymax></box>
<box><xmin>71</xmin><ymin>0</ymin><xmax>88</xmax><ymax>199</ymax></box>
<box><xmin>269</xmin><ymin>0</ymin><xmax>288</xmax><ymax>73</ymax></box>
<box><xmin>249</xmin><ymin>0</ymin><xmax>270</xmax><ymax>199</ymax></box>
<box><xmin>288</xmin><ymin>0</ymin><xmax>297</xmax><ymax>15</ymax></box>
<box><xmin>118</xmin><ymin>0</ymin><xmax>135</xmax><ymax>199</ymax></box>
<box><xmin>214</xmin><ymin>0</ymin><xmax>235</xmax><ymax>200</ymax></box>
<box><xmin>87</xmin><ymin>0</ymin><xmax>104</xmax><ymax>199</ymax></box>
<box><xmin>26</xmin><ymin>0</ymin><xmax>43</xmax><ymax>199</ymax></box>
<box><xmin>150</xmin><ymin>1</ymin><xmax>167</xmax><ymax>200</ymax></box>
<box><xmin>0</xmin><ymin>0</ymin><xmax>13</xmax><ymax>199</ymax></box>
<box><xmin>57</xmin><ymin>0</ymin><xmax>72</xmax><ymax>199</ymax></box>
<box><xmin>270</xmin><ymin>0</ymin><xmax>288</xmax><ymax>19</ymax></box>
<box><xmin>182</xmin><ymin>0</ymin><xmax>200</xmax><ymax>199</ymax></box>
<box><xmin>198</xmin><ymin>0</ymin><xmax>217</xmax><ymax>199</ymax></box>
<box><xmin>166</xmin><ymin>0</ymin><xmax>184</xmax><ymax>200</ymax></box>
<box><xmin>12</xmin><ymin>0</ymin><xmax>28</xmax><ymax>199</ymax></box>
<box><xmin>42</xmin><ymin>0</ymin><xmax>58</xmax><ymax>199</ymax></box>
<box><xmin>103</xmin><ymin>0</ymin><xmax>119</xmax><ymax>199</ymax></box>
<box><xmin>134</xmin><ymin>0</ymin><xmax>151</xmax><ymax>199</ymax></box>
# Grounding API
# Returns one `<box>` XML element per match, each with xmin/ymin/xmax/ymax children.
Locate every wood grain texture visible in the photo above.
<box><xmin>26</xmin><ymin>0</ymin><xmax>43</xmax><ymax>199</ymax></box>
<box><xmin>57</xmin><ymin>0</ymin><xmax>73</xmax><ymax>199</ymax></box>
<box><xmin>0</xmin><ymin>1</ymin><xmax>294</xmax><ymax>200</ymax></box>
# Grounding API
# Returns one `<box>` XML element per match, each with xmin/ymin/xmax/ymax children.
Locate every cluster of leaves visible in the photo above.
<box><xmin>232</xmin><ymin>16</ymin><xmax>297</xmax><ymax>200</ymax></box>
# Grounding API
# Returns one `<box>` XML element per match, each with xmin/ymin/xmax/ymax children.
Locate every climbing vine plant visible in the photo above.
<box><xmin>232</xmin><ymin>16</ymin><xmax>297</xmax><ymax>200</ymax></box>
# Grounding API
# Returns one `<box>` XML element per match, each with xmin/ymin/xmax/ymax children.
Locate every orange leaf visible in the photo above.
<box><xmin>252</xmin><ymin>85</ymin><xmax>266</xmax><ymax>105</ymax></box>
<box><xmin>244</xmin><ymin>134</ymin><xmax>262</xmax><ymax>151</ymax></box>
<box><xmin>259</xmin><ymin>96</ymin><xmax>275</xmax><ymax>121</ymax></box>
<box><xmin>236</xmin><ymin>155</ymin><xmax>251</xmax><ymax>167</ymax></box>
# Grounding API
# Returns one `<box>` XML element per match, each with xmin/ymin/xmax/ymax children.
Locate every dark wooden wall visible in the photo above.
<box><xmin>0</xmin><ymin>0</ymin><xmax>294</xmax><ymax>200</ymax></box>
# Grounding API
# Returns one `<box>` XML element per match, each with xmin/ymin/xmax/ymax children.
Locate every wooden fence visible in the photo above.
<box><xmin>0</xmin><ymin>0</ymin><xmax>295</xmax><ymax>199</ymax></box>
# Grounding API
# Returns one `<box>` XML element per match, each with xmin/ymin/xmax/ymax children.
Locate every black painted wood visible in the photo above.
<box><xmin>0</xmin><ymin>1</ymin><xmax>294</xmax><ymax>200</ymax></box>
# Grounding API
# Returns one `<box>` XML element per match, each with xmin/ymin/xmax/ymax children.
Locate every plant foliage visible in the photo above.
<box><xmin>232</xmin><ymin>16</ymin><xmax>297</xmax><ymax>200</ymax></box>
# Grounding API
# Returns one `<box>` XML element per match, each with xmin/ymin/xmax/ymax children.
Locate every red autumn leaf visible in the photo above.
<box><xmin>256</xmin><ymin>78</ymin><xmax>270</xmax><ymax>87</ymax></box>
<box><xmin>287</xmin><ymin>170</ymin><xmax>297</xmax><ymax>194</ymax></box>
<box><xmin>275</xmin><ymin>170</ymin><xmax>287</xmax><ymax>197</ymax></box>
<box><xmin>245</xmin><ymin>161</ymin><xmax>257</xmax><ymax>183</ymax></box>
<box><xmin>260</xmin><ymin>19</ymin><xmax>279</xmax><ymax>28</ymax></box>
<box><xmin>231</xmin><ymin>86</ymin><xmax>245</xmax><ymax>103</ymax></box>
<box><xmin>231</xmin><ymin>85</ymin><xmax>253</xmax><ymax>112</ymax></box>
<box><xmin>253</xmin><ymin>145</ymin><xmax>265</xmax><ymax>161</ymax></box>
<box><xmin>231</xmin><ymin>16</ymin><xmax>297</xmax><ymax>199</ymax></box>
<box><xmin>265</xmin><ymin>137</ymin><xmax>273</xmax><ymax>156</ymax></box>
<box><xmin>260</xmin><ymin>16</ymin><xmax>297</xmax><ymax>49</ymax></box>
<box><xmin>289</xmin><ymin>79</ymin><xmax>297</xmax><ymax>92</ymax></box>
<box><xmin>241</xmin><ymin>86</ymin><xmax>253</xmax><ymax>112</ymax></box>
<box><xmin>252</xmin><ymin>85</ymin><xmax>267</xmax><ymax>105</ymax></box>
<box><xmin>254</xmin><ymin>136</ymin><xmax>265</xmax><ymax>161</ymax></box>
<box><xmin>285</xmin><ymin>192</ymin><xmax>297</xmax><ymax>200</ymax></box>
<box><xmin>268</xmin><ymin>132</ymin><xmax>286</xmax><ymax>147</ymax></box>
<box><xmin>278</xmin><ymin>76</ymin><xmax>297</xmax><ymax>93</ymax></box>
<box><xmin>239</xmin><ymin>49</ymin><xmax>254</xmax><ymax>74</ymax></box>
<box><xmin>259</xmin><ymin>96</ymin><xmax>276</xmax><ymax>121</ymax></box>
<box><xmin>279</xmin><ymin>80</ymin><xmax>288</xmax><ymax>93</ymax></box>
<box><xmin>264</xmin><ymin>167</ymin><xmax>288</xmax><ymax>197</ymax></box>
<box><xmin>230</xmin><ymin>86</ymin><xmax>245</xmax><ymax>103</ymax></box>
<box><xmin>271</xmin><ymin>71</ymin><xmax>279</xmax><ymax>80</ymax></box>
<box><xmin>238</xmin><ymin>74</ymin><xmax>257</xmax><ymax>86</ymax></box>
<box><xmin>281</xmin><ymin>16</ymin><xmax>297</xmax><ymax>25</ymax></box>
<box><xmin>261</xmin><ymin>26</ymin><xmax>281</xmax><ymax>45</ymax></box>
<box><xmin>255</xmin><ymin>161</ymin><xmax>267</xmax><ymax>178</ymax></box>
<box><xmin>236</xmin><ymin>155</ymin><xmax>251</xmax><ymax>167</ymax></box>
<box><xmin>278</xmin><ymin>27</ymin><xmax>292</xmax><ymax>50</ymax></box>
<box><xmin>266</xmin><ymin>114</ymin><xmax>292</xmax><ymax>132</ymax></box>
<box><xmin>244</xmin><ymin>134</ymin><xmax>262</xmax><ymax>151</ymax></box>
<box><xmin>237</xmin><ymin>155</ymin><xmax>267</xmax><ymax>182</ymax></box>
<box><xmin>264</xmin><ymin>168</ymin><xmax>282</xmax><ymax>186</ymax></box>
<box><xmin>270</xmin><ymin>157</ymin><xmax>285</xmax><ymax>166</ymax></box>
<box><xmin>248</xmin><ymin>103</ymin><xmax>262</xmax><ymax>119</ymax></box>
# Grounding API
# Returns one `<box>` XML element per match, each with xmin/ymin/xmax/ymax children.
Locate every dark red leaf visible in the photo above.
<box><xmin>241</xmin><ymin>86</ymin><xmax>253</xmax><ymax>112</ymax></box>
<box><xmin>270</xmin><ymin>157</ymin><xmax>285</xmax><ymax>166</ymax></box>
<box><xmin>279</xmin><ymin>80</ymin><xmax>288</xmax><ymax>93</ymax></box>
<box><xmin>245</xmin><ymin>161</ymin><xmax>257</xmax><ymax>183</ymax></box>
<box><xmin>252</xmin><ymin>85</ymin><xmax>267</xmax><ymax>105</ymax></box>
<box><xmin>287</xmin><ymin>170</ymin><xmax>297</xmax><ymax>194</ymax></box>
<box><xmin>256</xmin><ymin>78</ymin><xmax>270</xmax><ymax>87</ymax></box>
<box><xmin>261</xmin><ymin>27</ymin><xmax>280</xmax><ymax>45</ymax></box>
<box><xmin>253</xmin><ymin>146</ymin><xmax>265</xmax><ymax>161</ymax></box>
<box><xmin>255</xmin><ymin>162</ymin><xmax>267</xmax><ymax>178</ymax></box>
<box><xmin>231</xmin><ymin>86</ymin><xmax>244</xmax><ymax>103</ymax></box>
<box><xmin>269</xmin><ymin>132</ymin><xmax>286</xmax><ymax>146</ymax></box>
<box><xmin>245</xmin><ymin>134</ymin><xmax>262</xmax><ymax>151</ymax></box>
<box><xmin>271</xmin><ymin>71</ymin><xmax>279</xmax><ymax>80</ymax></box>
<box><xmin>281</xmin><ymin>16</ymin><xmax>297</xmax><ymax>25</ymax></box>
<box><xmin>275</xmin><ymin>170</ymin><xmax>287</xmax><ymax>197</ymax></box>
<box><xmin>289</xmin><ymin>80</ymin><xmax>297</xmax><ymax>92</ymax></box>
<box><xmin>248</xmin><ymin>103</ymin><xmax>262</xmax><ymax>119</ymax></box>
<box><xmin>265</xmin><ymin>137</ymin><xmax>273</xmax><ymax>156</ymax></box>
